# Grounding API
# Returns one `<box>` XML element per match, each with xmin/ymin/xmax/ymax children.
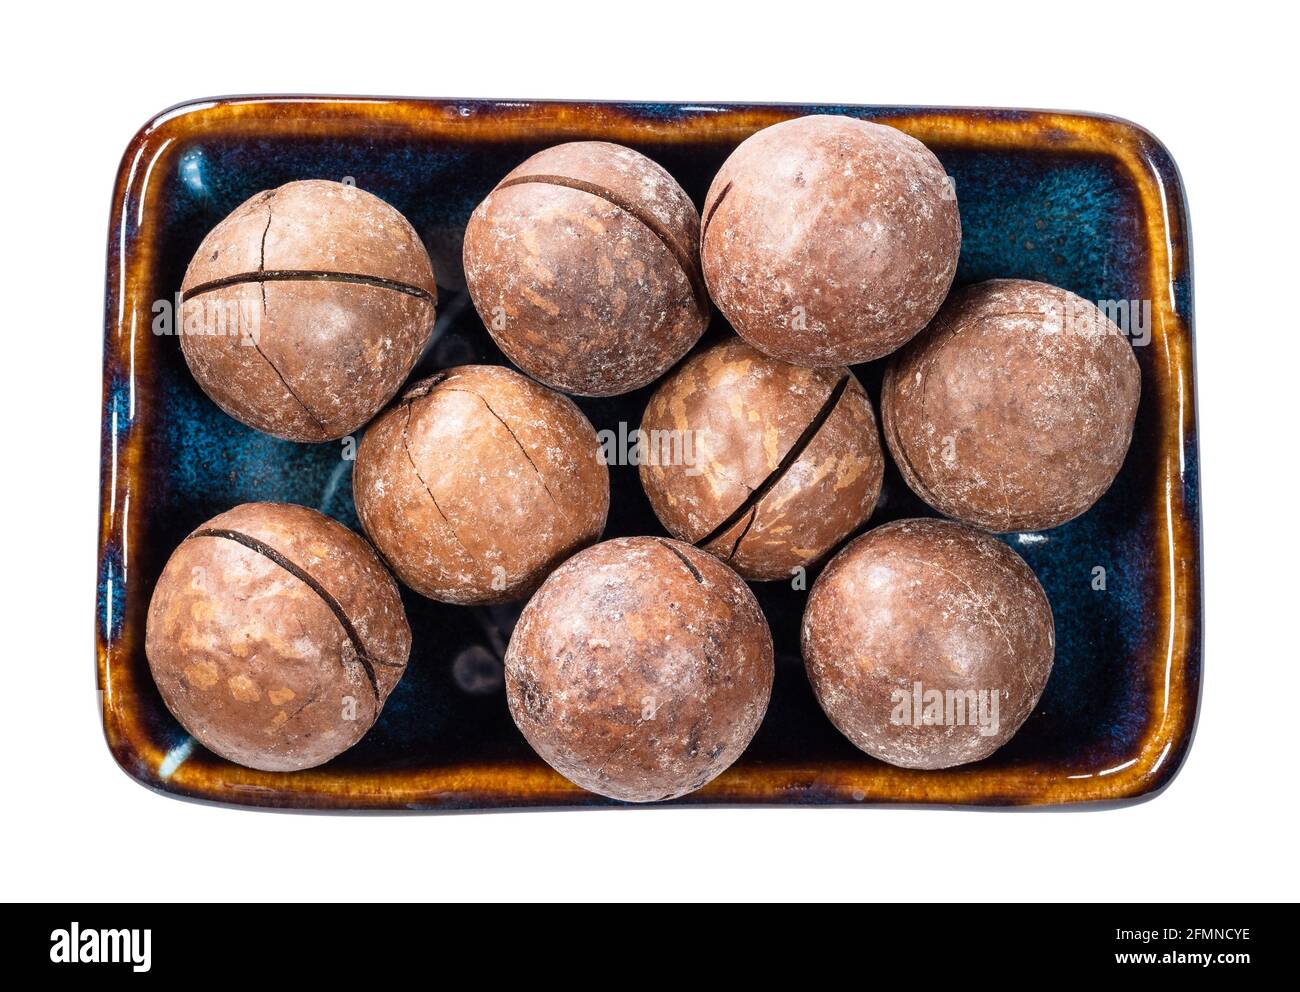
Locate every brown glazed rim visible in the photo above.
<box><xmin>99</xmin><ymin>97</ymin><xmax>1199</xmax><ymax>811</ymax></box>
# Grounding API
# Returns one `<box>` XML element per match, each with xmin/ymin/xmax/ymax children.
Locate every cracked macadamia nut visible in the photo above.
<box><xmin>353</xmin><ymin>365</ymin><xmax>609</xmax><ymax>605</ymax></box>
<box><xmin>145</xmin><ymin>502</ymin><xmax>411</xmax><ymax>772</ymax></box>
<box><xmin>180</xmin><ymin>180</ymin><xmax>437</xmax><ymax>442</ymax></box>
<box><xmin>701</xmin><ymin>114</ymin><xmax>960</xmax><ymax>367</ymax></box>
<box><xmin>802</xmin><ymin>518</ymin><xmax>1054</xmax><ymax>770</ymax></box>
<box><xmin>463</xmin><ymin>141</ymin><xmax>708</xmax><ymax>396</ymax></box>
<box><xmin>882</xmin><ymin>279</ymin><xmax>1141</xmax><ymax>532</ymax></box>
<box><xmin>639</xmin><ymin>337</ymin><xmax>885</xmax><ymax>581</ymax></box>
<box><xmin>505</xmin><ymin>537</ymin><xmax>774</xmax><ymax>802</ymax></box>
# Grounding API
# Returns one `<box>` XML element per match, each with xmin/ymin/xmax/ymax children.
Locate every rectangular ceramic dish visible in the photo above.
<box><xmin>98</xmin><ymin>97</ymin><xmax>1201</xmax><ymax>811</ymax></box>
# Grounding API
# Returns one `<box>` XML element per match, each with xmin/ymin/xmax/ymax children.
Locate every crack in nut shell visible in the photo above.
<box><xmin>700</xmin><ymin>115</ymin><xmax>961</xmax><ymax>367</ymax></box>
<box><xmin>144</xmin><ymin>502</ymin><xmax>411</xmax><ymax>772</ymax></box>
<box><xmin>353</xmin><ymin>365</ymin><xmax>610</xmax><ymax>605</ymax></box>
<box><xmin>504</xmin><ymin>537</ymin><xmax>774</xmax><ymax>802</ymax></box>
<box><xmin>639</xmin><ymin>337</ymin><xmax>885</xmax><ymax>580</ymax></box>
<box><xmin>179</xmin><ymin>180</ymin><xmax>437</xmax><ymax>442</ymax></box>
<box><xmin>801</xmin><ymin>518</ymin><xmax>1055</xmax><ymax>769</ymax></box>
<box><xmin>182</xmin><ymin>269</ymin><xmax>436</xmax><ymax>302</ymax></box>
<box><xmin>463</xmin><ymin>142</ymin><xmax>708</xmax><ymax>396</ymax></box>
<box><xmin>881</xmin><ymin>279</ymin><xmax>1142</xmax><ymax>532</ymax></box>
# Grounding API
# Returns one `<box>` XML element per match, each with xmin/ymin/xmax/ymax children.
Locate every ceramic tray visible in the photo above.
<box><xmin>98</xmin><ymin>97</ymin><xmax>1201</xmax><ymax>811</ymax></box>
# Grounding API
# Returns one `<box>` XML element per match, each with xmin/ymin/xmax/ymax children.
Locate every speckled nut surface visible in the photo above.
<box><xmin>353</xmin><ymin>365</ymin><xmax>609</xmax><ymax>605</ymax></box>
<box><xmin>145</xmin><ymin>502</ymin><xmax>411</xmax><ymax>772</ymax></box>
<box><xmin>701</xmin><ymin>114</ymin><xmax>960</xmax><ymax>366</ymax></box>
<box><xmin>180</xmin><ymin>180</ymin><xmax>437</xmax><ymax>442</ymax></box>
<box><xmin>802</xmin><ymin>518</ymin><xmax>1054</xmax><ymax>770</ymax></box>
<box><xmin>639</xmin><ymin>337</ymin><xmax>885</xmax><ymax>580</ymax></box>
<box><xmin>505</xmin><ymin>537</ymin><xmax>774</xmax><ymax>802</ymax></box>
<box><xmin>463</xmin><ymin>141</ymin><xmax>708</xmax><ymax>396</ymax></box>
<box><xmin>882</xmin><ymin>279</ymin><xmax>1142</xmax><ymax>532</ymax></box>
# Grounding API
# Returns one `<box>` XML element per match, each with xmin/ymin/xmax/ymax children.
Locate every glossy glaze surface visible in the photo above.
<box><xmin>99</xmin><ymin>98</ymin><xmax>1200</xmax><ymax>810</ymax></box>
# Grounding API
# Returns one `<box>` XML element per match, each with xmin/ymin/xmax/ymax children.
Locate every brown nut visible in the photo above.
<box><xmin>463</xmin><ymin>141</ymin><xmax>708</xmax><ymax>396</ymax></box>
<box><xmin>505</xmin><ymin>537</ymin><xmax>774</xmax><ymax>802</ymax></box>
<box><xmin>701</xmin><ymin>114</ymin><xmax>960</xmax><ymax>366</ymax></box>
<box><xmin>802</xmin><ymin>518</ymin><xmax>1055</xmax><ymax>770</ymax></box>
<box><xmin>639</xmin><ymin>337</ymin><xmax>885</xmax><ymax>580</ymax></box>
<box><xmin>180</xmin><ymin>180</ymin><xmax>437</xmax><ymax>442</ymax></box>
<box><xmin>882</xmin><ymin>279</ymin><xmax>1142</xmax><ymax>532</ymax></box>
<box><xmin>145</xmin><ymin>502</ymin><xmax>411</xmax><ymax>772</ymax></box>
<box><xmin>353</xmin><ymin>365</ymin><xmax>609</xmax><ymax>605</ymax></box>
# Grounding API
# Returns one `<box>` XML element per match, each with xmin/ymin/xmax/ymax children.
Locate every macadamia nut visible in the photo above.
<box><xmin>882</xmin><ymin>279</ymin><xmax>1141</xmax><ymax>531</ymax></box>
<box><xmin>145</xmin><ymin>502</ymin><xmax>411</xmax><ymax>772</ymax></box>
<box><xmin>802</xmin><ymin>518</ymin><xmax>1054</xmax><ymax>769</ymax></box>
<box><xmin>353</xmin><ymin>365</ymin><xmax>609</xmax><ymax>604</ymax></box>
<box><xmin>639</xmin><ymin>337</ymin><xmax>884</xmax><ymax>580</ymax></box>
<box><xmin>701</xmin><ymin>115</ymin><xmax>960</xmax><ymax>366</ymax></box>
<box><xmin>180</xmin><ymin>180</ymin><xmax>437</xmax><ymax>442</ymax></box>
<box><xmin>505</xmin><ymin>537</ymin><xmax>774</xmax><ymax>802</ymax></box>
<box><xmin>464</xmin><ymin>141</ymin><xmax>708</xmax><ymax>395</ymax></box>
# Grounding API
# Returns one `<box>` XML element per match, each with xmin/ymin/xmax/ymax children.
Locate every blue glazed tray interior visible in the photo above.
<box><xmin>127</xmin><ymin>114</ymin><xmax>1164</xmax><ymax>781</ymax></box>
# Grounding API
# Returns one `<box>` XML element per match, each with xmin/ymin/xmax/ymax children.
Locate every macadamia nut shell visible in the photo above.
<box><xmin>802</xmin><ymin>518</ymin><xmax>1054</xmax><ymax>769</ymax></box>
<box><xmin>639</xmin><ymin>337</ymin><xmax>884</xmax><ymax>580</ymax></box>
<box><xmin>463</xmin><ymin>142</ymin><xmax>708</xmax><ymax>396</ymax></box>
<box><xmin>353</xmin><ymin>365</ymin><xmax>609</xmax><ymax>604</ymax></box>
<box><xmin>145</xmin><ymin>502</ymin><xmax>411</xmax><ymax>772</ymax></box>
<box><xmin>701</xmin><ymin>115</ymin><xmax>960</xmax><ymax>367</ymax></box>
<box><xmin>882</xmin><ymin>279</ymin><xmax>1141</xmax><ymax>532</ymax></box>
<box><xmin>180</xmin><ymin>180</ymin><xmax>436</xmax><ymax>441</ymax></box>
<box><xmin>505</xmin><ymin>537</ymin><xmax>774</xmax><ymax>802</ymax></box>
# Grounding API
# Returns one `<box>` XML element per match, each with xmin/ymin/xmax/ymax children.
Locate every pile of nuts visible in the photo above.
<box><xmin>147</xmin><ymin>114</ymin><xmax>1140</xmax><ymax>801</ymax></box>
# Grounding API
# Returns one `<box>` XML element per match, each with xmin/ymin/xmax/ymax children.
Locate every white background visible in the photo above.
<box><xmin>2</xmin><ymin>1</ymin><xmax>1294</xmax><ymax>902</ymax></box>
